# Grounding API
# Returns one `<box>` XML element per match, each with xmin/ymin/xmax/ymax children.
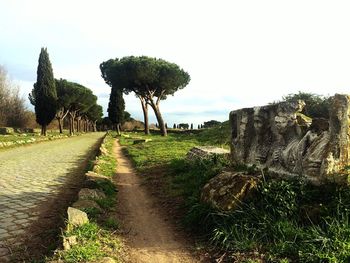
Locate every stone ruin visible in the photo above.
<box><xmin>230</xmin><ymin>94</ymin><xmax>350</xmax><ymax>184</ymax></box>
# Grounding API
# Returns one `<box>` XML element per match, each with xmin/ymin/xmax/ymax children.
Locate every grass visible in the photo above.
<box><xmin>59</xmin><ymin>222</ymin><xmax>121</xmax><ymax>262</ymax></box>
<box><xmin>120</xmin><ymin>124</ymin><xmax>350</xmax><ymax>262</ymax></box>
<box><xmin>94</xmin><ymin>132</ymin><xmax>117</xmax><ymax>177</ymax></box>
<box><xmin>119</xmin><ymin>121</ymin><xmax>230</xmax><ymax>173</ymax></box>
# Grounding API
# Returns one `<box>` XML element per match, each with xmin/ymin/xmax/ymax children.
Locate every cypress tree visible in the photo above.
<box><xmin>32</xmin><ymin>48</ymin><xmax>57</xmax><ymax>136</ymax></box>
<box><xmin>190</xmin><ymin>123</ymin><xmax>193</xmax><ymax>130</ymax></box>
<box><xmin>173</xmin><ymin>123</ymin><xmax>176</xmax><ymax>129</ymax></box>
<box><xmin>108</xmin><ymin>86</ymin><xmax>125</xmax><ymax>135</ymax></box>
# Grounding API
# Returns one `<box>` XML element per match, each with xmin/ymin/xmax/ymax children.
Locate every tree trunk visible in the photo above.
<box><xmin>41</xmin><ymin>125</ymin><xmax>47</xmax><ymax>136</ymax></box>
<box><xmin>56</xmin><ymin>108</ymin><xmax>69</xmax><ymax>134</ymax></box>
<box><xmin>139</xmin><ymin>97</ymin><xmax>149</xmax><ymax>135</ymax></box>
<box><xmin>76</xmin><ymin>117</ymin><xmax>80</xmax><ymax>133</ymax></box>
<box><xmin>68</xmin><ymin>111</ymin><xmax>76</xmax><ymax>136</ymax></box>
<box><xmin>116</xmin><ymin>123</ymin><xmax>121</xmax><ymax>135</ymax></box>
<box><xmin>149</xmin><ymin>100</ymin><xmax>167</xmax><ymax>136</ymax></box>
<box><xmin>57</xmin><ymin>118</ymin><xmax>63</xmax><ymax>133</ymax></box>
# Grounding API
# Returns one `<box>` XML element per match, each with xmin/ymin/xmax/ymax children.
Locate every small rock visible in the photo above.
<box><xmin>67</xmin><ymin>207</ymin><xmax>89</xmax><ymax>226</ymax></box>
<box><xmin>85</xmin><ymin>171</ymin><xmax>109</xmax><ymax>180</ymax></box>
<box><xmin>201</xmin><ymin>171</ymin><xmax>259</xmax><ymax>211</ymax></box>
<box><xmin>186</xmin><ymin>146</ymin><xmax>230</xmax><ymax>161</ymax></box>
<box><xmin>89</xmin><ymin>257</ymin><xmax>117</xmax><ymax>263</ymax></box>
<box><xmin>63</xmin><ymin>235</ymin><xmax>77</xmax><ymax>250</ymax></box>
<box><xmin>79</xmin><ymin>188</ymin><xmax>106</xmax><ymax>200</ymax></box>
<box><xmin>72</xmin><ymin>199</ymin><xmax>102</xmax><ymax>212</ymax></box>
<box><xmin>133</xmin><ymin>139</ymin><xmax>152</xmax><ymax>144</ymax></box>
<box><xmin>100</xmin><ymin>146</ymin><xmax>108</xmax><ymax>155</ymax></box>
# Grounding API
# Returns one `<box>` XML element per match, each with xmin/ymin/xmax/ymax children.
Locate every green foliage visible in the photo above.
<box><xmin>123</xmin><ymin>111</ymin><xmax>133</xmax><ymax>122</ymax></box>
<box><xmin>30</xmin><ymin>48</ymin><xmax>57</xmax><ymax>132</ymax></box>
<box><xmin>100</xmin><ymin>56</ymin><xmax>191</xmax><ymax>136</ymax></box>
<box><xmin>82</xmin><ymin>207</ymin><xmax>101</xmax><ymax>219</ymax></box>
<box><xmin>95</xmin><ymin>133</ymin><xmax>117</xmax><ymax>178</ymax></box>
<box><xmin>203</xmin><ymin>120</ymin><xmax>221</xmax><ymax>128</ymax></box>
<box><xmin>66</xmin><ymin>222</ymin><xmax>99</xmax><ymax>240</ymax></box>
<box><xmin>178</xmin><ymin>123</ymin><xmax>189</xmax><ymax>129</ymax></box>
<box><xmin>108</xmin><ymin>87</ymin><xmax>125</xmax><ymax>126</ymax></box>
<box><xmin>282</xmin><ymin>91</ymin><xmax>330</xmax><ymax>118</ymax></box>
<box><xmin>87</xmin><ymin>104</ymin><xmax>103</xmax><ymax>123</ymax></box>
<box><xmin>195</xmin><ymin>120</ymin><xmax>230</xmax><ymax>147</ymax></box>
<box><xmin>95</xmin><ymin>197</ymin><xmax>115</xmax><ymax>210</ymax></box>
<box><xmin>60</xmin><ymin>223</ymin><xmax>120</xmax><ymax>262</ymax></box>
<box><xmin>188</xmin><ymin>177</ymin><xmax>350</xmax><ymax>262</ymax></box>
<box><xmin>103</xmin><ymin>217</ymin><xmax>120</xmax><ymax>230</ymax></box>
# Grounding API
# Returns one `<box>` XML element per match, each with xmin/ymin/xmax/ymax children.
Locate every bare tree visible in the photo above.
<box><xmin>0</xmin><ymin>65</ymin><xmax>30</xmax><ymax>128</ymax></box>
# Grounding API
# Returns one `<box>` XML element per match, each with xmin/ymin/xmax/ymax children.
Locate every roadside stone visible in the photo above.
<box><xmin>63</xmin><ymin>235</ymin><xmax>77</xmax><ymax>250</ymax></box>
<box><xmin>89</xmin><ymin>257</ymin><xmax>117</xmax><ymax>263</ymax></box>
<box><xmin>67</xmin><ymin>207</ymin><xmax>89</xmax><ymax>226</ymax></box>
<box><xmin>78</xmin><ymin>188</ymin><xmax>106</xmax><ymax>200</ymax></box>
<box><xmin>186</xmin><ymin>146</ymin><xmax>230</xmax><ymax>161</ymax></box>
<box><xmin>72</xmin><ymin>199</ymin><xmax>102</xmax><ymax>212</ymax></box>
<box><xmin>133</xmin><ymin>139</ymin><xmax>152</xmax><ymax>144</ymax></box>
<box><xmin>0</xmin><ymin>127</ymin><xmax>14</xmax><ymax>135</ymax></box>
<box><xmin>201</xmin><ymin>171</ymin><xmax>259</xmax><ymax>211</ymax></box>
<box><xmin>100</xmin><ymin>145</ymin><xmax>108</xmax><ymax>155</ymax></box>
<box><xmin>85</xmin><ymin>171</ymin><xmax>109</xmax><ymax>180</ymax></box>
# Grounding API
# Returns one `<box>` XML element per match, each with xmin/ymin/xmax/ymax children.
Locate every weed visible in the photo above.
<box><xmin>95</xmin><ymin>197</ymin><xmax>115</xmax><ymax>210</ymax></box>
<box><xmin>81</xmin><ymin>207</ymin><xmax>101</xmax><ymax>219</ymax></box>
<box><xmin>96</xmin><ymin>180</ymin><xmax>117</xmax><ymax>197</ymax></box>
<box><xmin>61</xmin><ymin>242</ymin><xmax>105</xmax><ymax>262</ymax></box>
<box><xmin>103</xmin><ymin>217</ymin><xmax>120</xmax><ymax>230</ymax></box>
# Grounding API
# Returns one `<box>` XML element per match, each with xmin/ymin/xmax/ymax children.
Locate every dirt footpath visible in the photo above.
<box><xmin>113</xmin><ymin>140</ymin><xmax>199</xmax><ymax>263</ymax></box>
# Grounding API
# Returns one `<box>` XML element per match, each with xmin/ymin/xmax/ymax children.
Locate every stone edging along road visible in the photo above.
<box><xmin>0</xmin><ymin>133</ymin><xmax>78</xmax><ymax>149</ymax></box>
<box><xmin>0</xmin><ymin>132</ymin><xmax>106</xmax><ymax>262</ymax></box>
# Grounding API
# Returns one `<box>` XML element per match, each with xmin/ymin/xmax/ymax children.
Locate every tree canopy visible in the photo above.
<box><xmin>204</xmin><ymin>120</ymin><xmax>221</xmax><ymax>128</ymax></box>
<box><xmin>108</xmin><ymin>86</ymin><xmax>125</xmax><ymax>134</ymax></box>
<box><xmin>282</xmin><ymin>91</ymin><xmax>330</xmax><ymax>118</ymax></box>
<box><xmin>100</xmin><ymin>56</ymin><xmax>190</xmax><ymax>136</ymax></box>
<box><xmin>30</xmin><ymin>47</ymin><xmax>57</xmax><ymax>135</ymax></box>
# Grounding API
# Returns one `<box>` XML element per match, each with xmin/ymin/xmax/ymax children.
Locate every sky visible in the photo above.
<box><xmin>1</xmin><ymin>0</ymin><xmax>350</xmax><ymax>127</ymax></box>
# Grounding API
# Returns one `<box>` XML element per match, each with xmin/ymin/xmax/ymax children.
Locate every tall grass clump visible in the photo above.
<box><xmin>180</xmin><ymin>165</ymin><xmax>350</xmax><ymax>262</ymax></box>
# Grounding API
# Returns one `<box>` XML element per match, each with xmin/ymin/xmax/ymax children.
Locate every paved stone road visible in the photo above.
<box><xmin>0</xmin><ymin>133</ymin><xmax>105</xmax><ymax>261</ymax></box>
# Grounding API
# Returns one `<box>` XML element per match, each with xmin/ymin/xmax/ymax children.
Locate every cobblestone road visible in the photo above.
<box><xmin>0</xmin><ymin>132</ymin><xmax>105</xmax><ymax>262</ymax></box>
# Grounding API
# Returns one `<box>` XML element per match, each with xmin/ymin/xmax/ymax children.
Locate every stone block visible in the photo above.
<box><xmin>230</xmin><ymin>94</ymin><xmax>350</xmax><ymax>184</ymax></box>
<box><xmin>186</xmin><ymin>146</ymin><xmax>229</xmax><ymax>161</ymax></box>
<box><xmin>67</xmin><ymin>207</ymin><xmax>89</xmax><ymax>226</ymax></box>
<box><xmin>78</xmin><ymin>188</ymin><xmax>106</xmax><ymax>200</ymax></box>
<box><xmin>133</xmin><ymin>139</ymin><xmax>152</xmax><ymax>144</ymax></box>
<box><xmin>201</xmin><ymin>171</ymin><xmax>259</xmax><ymax>211</ymax></box>
<box><xmin>0</xmin><ymin>127</ymin><xmax>14</xmax><ymax>135</ymax></box>
<box><xmin>63</xmin><ymin>235</ymin><xmax>77</xmax><ymax>250</ymax></box>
